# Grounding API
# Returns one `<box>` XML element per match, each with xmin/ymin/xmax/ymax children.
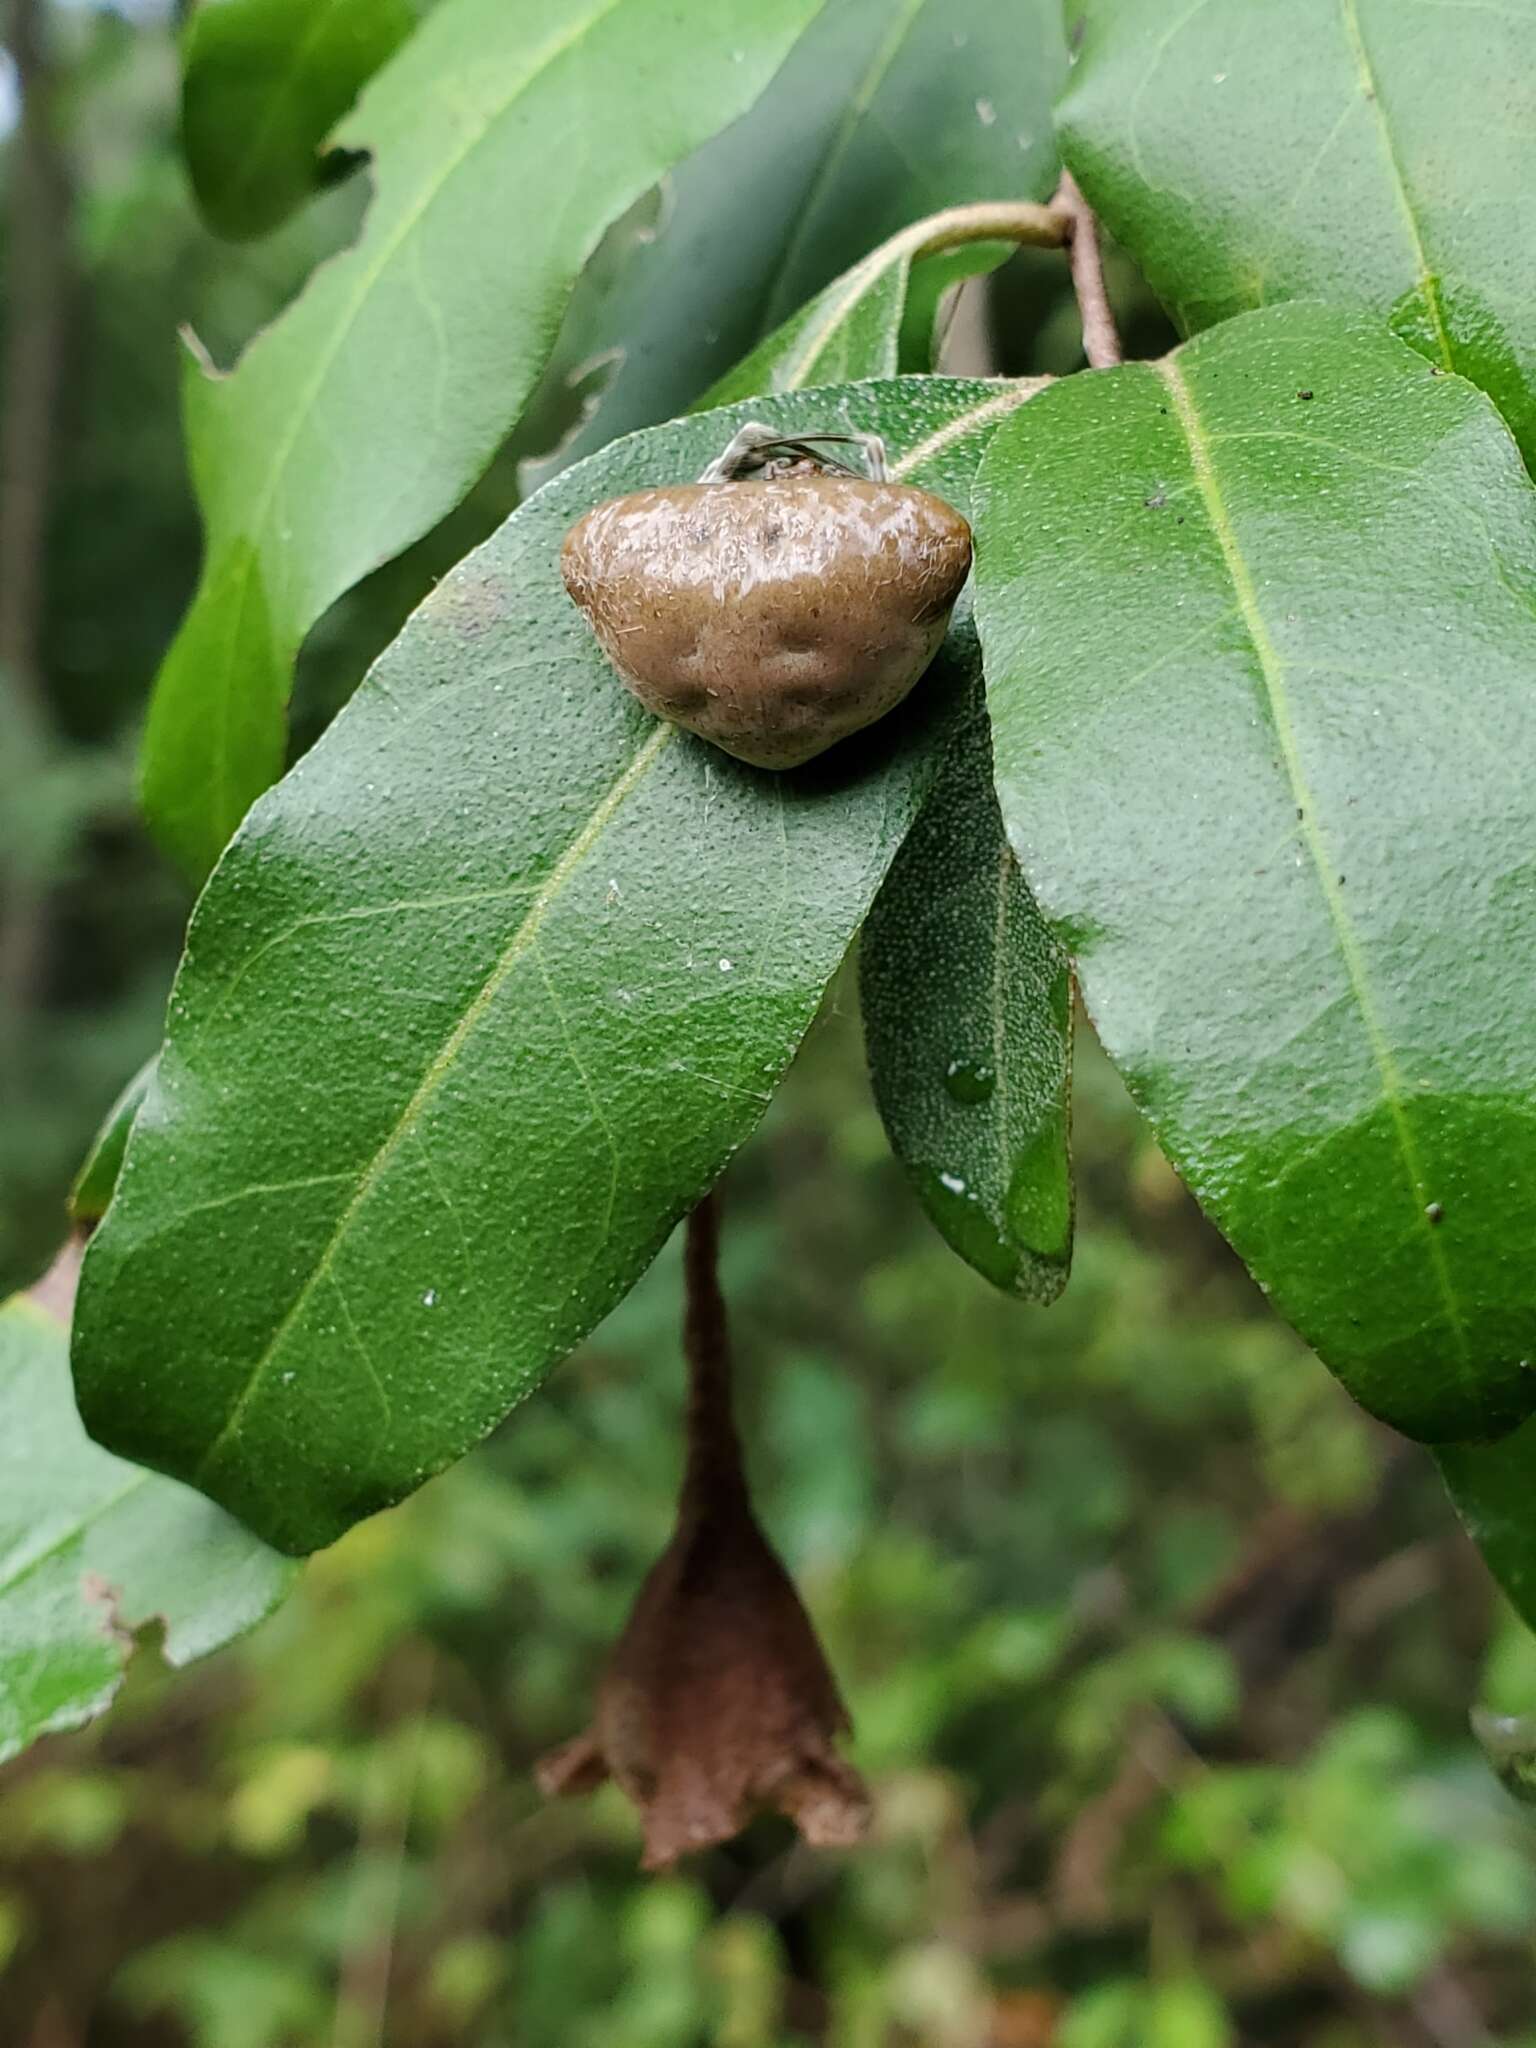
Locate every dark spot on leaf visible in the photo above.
<box><xmin>1297</xmin><ymin>389</ymin><xmax>1314</xmax><ymax>401</ymax></box>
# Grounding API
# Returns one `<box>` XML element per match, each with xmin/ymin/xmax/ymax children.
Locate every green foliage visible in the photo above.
<box><xmin>8</xmin><ymin>1022</ymin><xmax>1533</xmax><ymax>2041</ymax></box>
<box><xmin>975</xmin><ymin>302</ymin><xmax>1536</xmax><ymax>1444</ymax></box>
<box><xmin>1439</xmin><ymin>1421</ymin><xmax>1536</xmax><ymax>1635</ymax></box>
<box><xmin>518</xmin><ymin>0</ymin><xmax>1066</xmax><ymax>489</ymax></box>
<box><xmin>862</xmin><ymin>698</ymin><xmax>1072</xmax><ymax>1300</ymax></box>
<box><xmin>1163</xmin><ymin>1709</ymin><xmax>1536</xmax><ymax>1994</ymax></box>
<box><xmin>702</xmin><ymin>227</ymin><xmax>1017</xmax><ymax>406</ymax></box>
<box><xmin>69</xmin><ymin>1055</ymin><xmax>154</xmax><ymax>1227</ymax></box>
<box><xmin>78</xmin><ymin>379</ymin><xmax>1032</xmax><ymax>1553</ymax></box>
<box><xmin>0</xmin><ymin>1292</ymin><xmax>293</xmax><ymax>1766</ymax></box>
<box><xmin>9</xmin><ymin>3</ymin><xmax>1536</xmax><ymax>2032</ymax></box>
<box><xmin>1060</xmin><ymin>1978</ymin><xmax>1231</xmax><ymax>2048</ymax></box>
<box><xmin>1058</xmin><ymin>0</ymin><xmax>1536</xmax><ymax>466</ymax></box>
<box><xmin>181</xmin><ymin>0</ymin><xmax>432</xmax><ymax>241</ymax></box>
<box><xmin>698</xmin><ymin>198</ymin><xmax>1074</xmax><ymax>1303</ymax></box>
<box><xmin>141</xmin><ymin>0</ymin><xmax>829</xmax><ymax>880</ymax></box>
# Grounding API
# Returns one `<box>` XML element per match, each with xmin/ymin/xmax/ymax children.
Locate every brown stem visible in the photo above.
<box><xmin>0</xmin><ymin>0</ymin><xmax>72</xmax><ymax>1076</ymax></box>
<box><xmin>681</xmin><ymin>1189</ymin><xmax>749</xmax><ymax>1518</ymax></box>
<box><xmin>1052</xmin><ymin>169</ymin><xmax>1124</xmax><ymax>370</ymax></box>
<box><xmin>903</xmin><ymin>197</ymin><xmax>1070</xmax><ymax>263</ymax></box>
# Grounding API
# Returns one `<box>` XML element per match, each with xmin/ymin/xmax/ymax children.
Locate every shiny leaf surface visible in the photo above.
<box><xmin>78</xmin><ymin>378</ymin><xmax>1035</xmax><ymax>1554</ymax></box>
<box><xmin>142</xmin><ymin>0</ymin><xmax>826</xmax><ymax>880</ymax></box>
<box><xmin>862</xmin><ymin>695</ymin><xmax>1072</xmax><ymax>1300</ymax></box>
<box><xmin>1058</xmin><ymin>0</ymin><xmax>1536</xmax><ymax>464</ymax></box>
<box><xmin>1439</xmin><ymin>1432</ymin><xmax>1536</xmax><ymax>1641</ymax></box>
<box><xmin>975</xmin><ymin>303</ymin><xmax>1536</xmax><ymax>1442</ymax></box>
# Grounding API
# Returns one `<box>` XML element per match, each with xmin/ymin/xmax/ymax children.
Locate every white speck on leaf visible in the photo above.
<box><xmin>423</xmin><ymin>1289</ymin><xmax>438</xmax><ymax>1308</ymax></box>
<box><xmin>975</xmin><ymin>96</ymin><xmax>996</xmax><ymax>125</ymax></box>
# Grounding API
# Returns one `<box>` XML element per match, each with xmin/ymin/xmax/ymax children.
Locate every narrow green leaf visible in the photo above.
<box><xmin>1058</xmin><ymin>0</ymin><xmax>1536</xmax><ymax>465</ymax></box>
<box><xmin>975</xmin><ymin>302</ymin><xmax>1536</xmax><ymax>1443</ymax></box>
<box><xmin>182</xmin><ymin>0</ymin><xmax>431</xmax><ymax>242</ymax></box>
<box><xmin>702</xmin><ymin>221</ymin><xmax>1029</xmax><ymax>409</ymax></box>
<box><xmin>78</xmin><ymin>377</ymin><xmax>1034</xmax><ymax>1555</ymax></box>
<box><xmin>705</xmin><ymin>259</ymin><xmax>909</xmax><ymax>407</ymax></box>
<box><xmin>518</xmin><ymin>0</ymin><xmax>1066</xmax><ymax>490</ymax></box>
<box><xmin>70</xmin><ymin>1057</ymin><xmax>156</xmax><ymax>1229</ymax></box>
<box><xmin>1</xmin><ymin>1288</ymin><xmax>295</xmax><ymax>1767</ymax></box>
<box><xmin>1438</xmin><ymin>1432</ymin><xmax>1536</xmax><ymax>1639</ymax></box>
<box><xmin>142</xmin><ymin>0</ymin><xmax>828</xmax><ymax>882</ymax></box>
<box><xmin>861</xmin><ymin>698</ymin><xmax>1073</xmax><ymax>1300</ymax></box>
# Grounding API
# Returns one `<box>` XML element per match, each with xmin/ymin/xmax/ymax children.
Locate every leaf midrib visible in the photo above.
<box><xmin>193</xmin><ymin>719</ymin><xmax>677</xmax><ymax>1483</ymax></box>
<box><xmin>204</xmin><ymin>0</ymin><xmax>631</xmax><ymax>653</ymax></box>
<box><xmin>1338</xmin><ymin>0</ymin><xmax>1454</xmax><ymax>370</ymax></box>
<box><xmin>0</xmin><ymin>1473</ymin><xmax>149</xmax><ymax>1603</ymax></box>
<box><xmin>190</xmin><ymin>383</ymin><xmax>1029</xmax><ymax>1487</ymax></box>
<box><xmin>1155</xmin><ymin>351</ymin><xmax>1471</xmax><ymax>1381</ymax></box>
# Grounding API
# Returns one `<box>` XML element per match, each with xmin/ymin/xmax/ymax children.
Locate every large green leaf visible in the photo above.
<box><xmin>518</xmin><ymin>0</ymin><xmax>1066</xmax><ymax>491</ymax></box>
<box><xmin>861</xmin><ymin>694</ymin><xmax>1072</xmax><ymax>1301</ymax></box>
<box><xmin>142</xmin><ymin>0</ymin><xmax>827</xmax><ymax>882</ymax></box>
<box><xmin>974</xmin><ymin>302</ymin><xmax>1536</xmax><ymax>1444</ymax></box>
<box><xmin>1057</xmin><ymin>0</ymin><xmax>1536</xmax><ymax>465</ymax></box>
<box><xmin>181</xmin><ymin>0</ymin><xmax>432</xmax><ymax>242</ymax></box>
<box><xmin>78</xmin><ymin>377</ymin><xmax>1035</xmax><ymax>1555</ymax></box>
<box><xmin>1</xmin><ymin>1285</ymin><xmax>294</xmax><ymax>1767</ymax></box>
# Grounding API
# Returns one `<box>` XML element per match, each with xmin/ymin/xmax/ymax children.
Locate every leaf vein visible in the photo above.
<box><xmin>1155</xmin><ymin>351</ymin><xmax>1471</xmax><ymax>1383</ymax></box>
<box><xmin>191</xmin><ymin>719</ymin><xmax>675</xmax><ymax>1483</ymax></box>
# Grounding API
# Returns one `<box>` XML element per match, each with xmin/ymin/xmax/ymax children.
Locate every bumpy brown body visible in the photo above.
<box><xmin>561</xmin><ymin>476</ymin><xmax>973</xmax><ymax>769</ymax></box>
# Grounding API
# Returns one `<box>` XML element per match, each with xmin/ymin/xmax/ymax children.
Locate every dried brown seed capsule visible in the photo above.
<box><xmin>561</xmin><ymin>431</ymin><xmax>973</xmax><ymax>770</ymax></box>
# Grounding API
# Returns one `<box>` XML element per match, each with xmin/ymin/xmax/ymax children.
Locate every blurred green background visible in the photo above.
<box><xmin>4</xmin><ymin>6</ymin><xmax>1536</xmax><ymax>2043</ymax></box>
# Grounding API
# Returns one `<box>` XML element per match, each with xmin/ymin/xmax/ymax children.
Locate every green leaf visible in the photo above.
<box><xmin>1058</xmin><ymin>0</ymin><xmax>1536</xmax><ymax>466</ymax></box>
<box><xmin>1438</xmin><ymin>1433</ymin><xmax>1536</xmax><ymax>1638</ymax></box>
<box><xmin>861</xmin><ymin>698</ymin><xmax>1072</xmax><ymax>1300</ymax></box>
<box><xmin>70</xmin><ymin>1057</ymin><xmax>156</xmax><ymax>1229</ymax></box>
<box><xmin>181</xmin><ymin>0</ymin><xmax>431</xmax><ymax>242</ymax></box>
<box><xmin>757</xmin><ymin>0</ymin><xmax>1064</xmax><ymax>327</ymax></box>
<box><xmin>517</xmin><ymin>0</ymin><xmax>1066</xmax><ymax>491</ymax></box>
<box><xmin>705</xmin><ymin>255</ymin><xmax>910</xmax><ymax>407</ymax></box>
<box><xmin>0</xmin><ymin>1290</ymin><xmax>295</xmax><ymax>1767</ymax></box>
<box><xmin>975</xmin><ymin>302</ymin><xmax>1536</xmax><ymax>1444</ymax></box>
<box><xmin>141</xmin><ymin>0</ymin><xmax>828</xmax><ymax>882</ymax></box>
<box><xmin>77</xmin><ymin>376</ymin><xmax>1033</xmax><ymax>1555</ymax></box>
<box><xmin>702</xmin><ymin>220</ymin><xmax>1033</xmax><ymax>409</ymax></box>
